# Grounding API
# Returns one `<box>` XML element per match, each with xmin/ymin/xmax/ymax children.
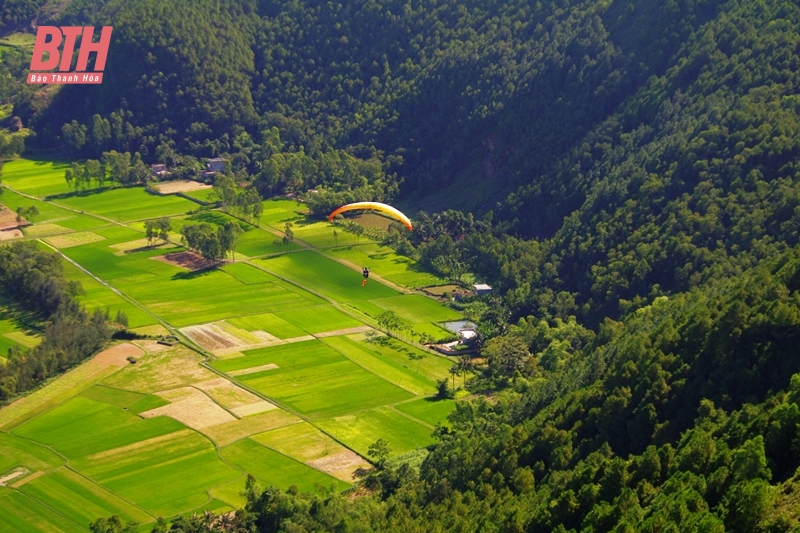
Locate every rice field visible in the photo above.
<box><xmin>316</xmin><ymin>406</ymin><xmax>436</xmax><ymax>458</ymax></box>
<box><xmin>258</xmin><ymin>251</ymin><xmax>400</xmax><ymax>302</ymax></box>
<box><xmin>0</xmin><ymin>158</ymin><xmax>74</xmax><ymax>197</ymax></box>
<box><xmin>0</xmin><ymin>163</ymin><xmax>469</xmax><ymax>529</ymax></box>
<box><xmin>326</xmin><ymin>243</ymin><xmax>443</xmax><ymax>287</ymax></box>
<box><xmin>59</xmin><ymin>188</ymin><xmax>197</xmax><ymax>222</ymax></box>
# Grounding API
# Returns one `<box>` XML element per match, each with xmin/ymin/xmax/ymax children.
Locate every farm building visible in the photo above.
<box><xmin>472</xmin><ymin>283</ymin><xmax>493</xmax><ymax>296</ymax></box>
<box><xmin>151</xmin><ymin>163</ymin><xmax>168</xmax><ymax>178</ymax></box>
<box><xmin>206</xmin><ymin>158</ymin><xmax>226</xmax><ymax>173</ymax></box>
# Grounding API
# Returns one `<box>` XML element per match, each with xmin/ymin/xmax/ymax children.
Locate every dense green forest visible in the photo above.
<box><xmin>0</xmin><ymin>242</ymin><xmax>112</xmax><ymax>402</ymax></box>
<box><xmin>3</xmin><ymin>0</ymin><xmax>800</xmax><ymax>530</ymax></box>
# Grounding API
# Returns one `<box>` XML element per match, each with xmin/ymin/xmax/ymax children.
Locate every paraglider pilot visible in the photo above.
<box><xmin>362</xmin><ymin>267</ymin><xmax>370</xmax><ymax>286</ymax></box>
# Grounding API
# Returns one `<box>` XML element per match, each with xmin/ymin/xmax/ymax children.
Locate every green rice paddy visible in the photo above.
<box><xmin>0</xmin><ymin>166</ymin><xmax>469</xmax><ymax>530</ymax></box>
<box><xmin>59</xmin><ymin>188</ymin><xmax>197</xmax><ymax>222</ymax></box>
<box><xmin>258</xmin><ymin>251</ymin><xmax>400</xmax><ymax>302</ymax></box>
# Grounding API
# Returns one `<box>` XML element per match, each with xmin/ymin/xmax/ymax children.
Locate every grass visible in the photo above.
<box><xmin>259</xmin><ymin>199</ymin><xmax>306</xmax><ymax>227</ymax></box>
<box><xmin>59</xmin><ymin>187</ymin><xmax>198</xmax><ymax>222</ymax></box>
<box><xmin>60</xmin><ymin>258</ymin><xmax>156</xmax><ymax>328</ymax></box>
<box><xmin>20</xmin><ymin>467</ymin><xmax>154</xmax><ymax>527</ymax></box>
<box><xmin>0</xmin><ymin>488</ymin><xmax>85</xmax><ymax>533</ymax></box>
<box><xmin>61</xmin><ymin>236</ymin><xmax>325</xmax><ymax>327</ymax></box>
<box><xmin>0</xmin><ymin>298</ymin><xmax>40</xmax><ymax>356</ymax></box>
<box><xmin>128</xmin><ymin>394</ymin><xmax>170</xmax><ymax>414</ymax></box>
<box><xmin>290</xmin><ymin>220</ymin><xmax>346</xmax><ymax>247</ymax></box>
<box><xmin>316</xmin><ymin>406</ymin><xmax>436</xmax><ymax>458</ymax></box>
<box><xmin>78</xmin><ymin>385</ymin><xmax>145</xmax><ymax>408</ymax></box>
<box><xmin>0</xmin><ymin>158</ymin><xmax>74</xmax><ymax>197</ymax></box>
<box><xmin>325</xmin><ymin>243</ymin><xmax>443</xmax><ymax>287</ymax></box>
<box><xmin>0</xmin><ymin>188</ymin><xmax>107</xmax><ymax>231</ymax></box>
<box><xmin>71</xmin><ymin>429</ymin><xmax>241</xmax><ymax>517</ymax></box>
<box><xmin>44</xmin><ymin>231</ymin><xmax>107</xmax><ymax>248</ymax></box>
<box><xmin>0</xmin><ymin>360</ymin><xmax>119</xmax><ymax>431</ymax></box>
<box><xmin>212</xmin><ymin>340</ymin><xmax>413</xmax><ymax>418</ymax></box>
<box><xmin>0</xmin><ymin>432</ymin><xmax>64</xmax><ymax>474</ymax></box>
<box><xmin>258</xmin><ymin>251</ymin><xmax>400</xmax><ymax>303</ymax></box>
<box><xmin>395</xmin><ymin>398</ymin><xmax>456</xmax><ymax>427</ymax></box>
<box><xmin>356</xmin><ymin>335</ymin><xmax>455</xmax><ymax>383</ymax></box>
<box><xmin>365</xmin><ymin>295</ymin><xmax>462</xmax><ymax>323</ymax></box>
<box><xmin>223</xmin><ymin>262</ymin><xmax>278</xmax><ymax>284</ymax></box>
<box><xmin>12</xmin><ymin>397</ymin><xmax>150</xmax><ymax>451</ymax></box>
<box><xmin>226</xmin><ymin>312</ymin><xmax>307</xmax><ymax>339</ymax></box>
<box><xmin>183</xmin><ymin>188</ymin><xmax>217</xmax><ymax>202</ymax></box>
<box><xmin>220</xmin><ymin>439</ymin><xmax>348</xmax><ymax>493</ymax></box>
<box><xmin>321</xmin><ymin>336</ymin><xmax>437</xmax><ymax>395</ymax></box>
<box><xmin>275</xmin><ymin>305</ymin><xmax>363</xmax><ymax>334</ymax></box>
<box><xmin>251</xmin><ymin>422</ymin><xmax>348</xmax><ymax>463</ymax></box>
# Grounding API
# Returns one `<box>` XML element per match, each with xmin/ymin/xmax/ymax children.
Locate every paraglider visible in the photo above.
<box><xmin>327</xmin><ymin>202</ymin><xmax>413</xmax><ymax>232</ymax></box>
<box><xmin>362</xmin><ymin>266</ymin><xmax>370</xmax><ymax>286</ymax></box>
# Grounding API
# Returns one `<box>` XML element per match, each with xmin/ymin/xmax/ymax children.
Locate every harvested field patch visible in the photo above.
<box><xmin>0</xmin><ymin>206</ymin><xmax>21</xmax><ymax>230</ymax></box>
<box><xmin>200</xmin><ymin>409</ymin><xmax>300</xmax><ymax>447</ymax></box>
<box><xmin>154</xmin><ymin>251</ymin><xmax>217</xmax><ymax>271</ymax></box>
<box><xmin>0</xmin><ymin>228</ymin><xmax>22</xmax><ymax>240</ymax></box>
<box><xmin>231</xmin><ymin>402</ymin><xmax>277</xmax><ymax>417</ymax></box>
<box><xmin>101</xmin><ymin>344</ymin><xmax>217</xmax><ymax>394</ymax></box>
<box><xmin>0</xmin><ymin>467</ymin><xmax>29</xmax><ymax>486</ymax></box>
<box><xmin>134</xmin><ymin>338</ymin><xmax>172</xmax><ymax>353</ymax></box>
<box><xmin>110</xmin><ymin>237</ymin><xmax>171</xmax><ymax>255</ymax></box>
<box><xmin>252</xmin><ymin>422</ymin><xmax>348</xmax><ymax>463</ymax></box>
<box><xmin>221</xmin><ymin>439</ymin><xmax>348</xmax><ymax>493</ymax></box>
<box><xmin>10</xmin><ymin>469</ymin><xmax>45</xmax><ymax>488</ymax></box>
<box><xmin>142</xmin><ymin>388</ymin><xmax>235</xmax><ymax>429</ymax></box>
<box><xmin>182</xmin><ymin>323</ymin><xmax>242</xmax><ymax>351</ymax></box>
<box><xmin>153</xmin><ymin>180</ymin><xmax>212</xmax><ymax>194</ymax></box>
<box><xmin>0</xmin><ymin>360</ymin><xmax>118</xmax><ymax>430</ymax></box>
<box><xmin>194</xmin><ymin>377</ymin><xmax>263</xmax><ymax>409</ymax></box>
<box><xmin>228</xmin><ymin>363</ymin><xmax>278</xmax><ymax>377</ymax></box>
<box><xmin>314</xmin><ymin>325</ymin><xmax>372</xmax><ymax>338</ymax></box>
<box><xmin>44</xmin><ymin>231</ymin><xmax>106</xmax><ymax>248</ymax></box>
<box><xmin>131</xmin><ymin>324</ymin><xmax>170</xmax><ymax>338</ymax></box>
<box><xmin>93</xmin><ymin>343</ymin><xmax>143</xmax><ymax>367</ymax></box>
<box><xmin>308</xmin><ymin>451</ymin><xmax>370</xmax><ymax>481</ymax></box>
<box><xmin>22</xmin><ymin>222</ymin><xmax>71</xmax><ymax>237</ymax></box>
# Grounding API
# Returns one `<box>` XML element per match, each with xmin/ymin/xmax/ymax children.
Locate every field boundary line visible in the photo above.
<box><xmin>387</xmin><ymin>405</ymin><xmax>436</xmax><ymax>430</ymax></box>
<box><xmin>64</xmin><ymin>465</ymin><xmax>157</xmax><ymax>522</ymax></box>
<box><xmin>320</xmin><ymin>337</ymin><xmax>422</xmax><ymax>396</ymax></box>
<box><xmin>198</xmin><ymin>363</ymin><xmax>373</xmax><ymax>468</ymax></box>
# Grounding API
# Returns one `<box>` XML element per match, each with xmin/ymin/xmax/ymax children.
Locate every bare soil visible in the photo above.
<box><xmin>0</xmin><ymin>206</ymin><xmax>23</xmax><ymax>230</ymax></box>
<box><xmin>308</xmin><ymin>451</ymin><xmax>371</xmax><ymax>481</ymax></box>
<box><xmin>141</xmin><ymin>387</ymin><xmax>235</xmax><ymax>429</ymax></box>
<box><xmin>0</xmin><ymin>229</ymin><xmax>22</xmax><ymax>240</ymax></box>
<box><xmin>152</xmin><ymin>180</ymin><xmax>212</xmax><ymax>194</ymax></box>
<box><xmin>93</xmin><ymin>343</ymin><xmax>144</xmax><ymax>367</ymax></box>
<box><xmin>0</xmin><ymin>467</ymin><xmax>29</xmax><ymax>486</ymax></box>
<box><xmin>153</xmin><ymin>251</ymin><xmax>217</xmax><ymax>271</ymax></box>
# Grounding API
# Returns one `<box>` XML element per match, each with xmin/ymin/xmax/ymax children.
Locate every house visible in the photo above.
<box><xmin>150</xmin><ymin>163</ymin><xmax>168</xmax><ymax>178</ymax></box>
<box><xmin>206</xmin><ymin>158</ymin><xmax>226</xmax><ymax>173</ymax></box>
<box><xmin>458</xmin><ymin>329</ymin><xmax>478</xmax><ymax>345</ymax></box>
<box><xmin>473</xmin><ymin>283</ymin><xmax>493</xmax><ymax>296</ymax></box>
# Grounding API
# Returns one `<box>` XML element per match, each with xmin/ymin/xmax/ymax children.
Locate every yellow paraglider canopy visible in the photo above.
<box><xmin>327</xmin><ymin>202</ymin><xmax>413</xmax><ymax>231</ymax></box>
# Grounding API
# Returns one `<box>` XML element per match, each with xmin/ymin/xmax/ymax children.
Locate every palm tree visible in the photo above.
<box><xmin>458</xmin><ymin>355</ymin><xmax>473</xmax><ymax>379</ymax></box>
<box><xmin>449</xmin><ymin>364</ymin><xmax>460</xmax><ymax>389</ymax></box>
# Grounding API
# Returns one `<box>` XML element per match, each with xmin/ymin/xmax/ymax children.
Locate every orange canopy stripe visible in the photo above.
<box><xmin>327</xmin><ymin>202</ymin><xmax>413</xmax><ymax>231</ymax></box>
